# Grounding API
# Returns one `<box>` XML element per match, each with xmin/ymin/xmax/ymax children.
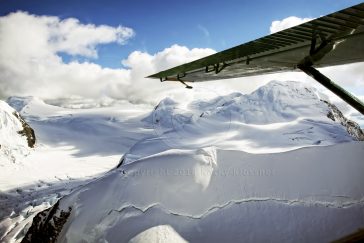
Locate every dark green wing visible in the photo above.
<box><xmin>147</xmin><ymin>3</ymin><xmax>364</xmax><ymax>83</ymax></box>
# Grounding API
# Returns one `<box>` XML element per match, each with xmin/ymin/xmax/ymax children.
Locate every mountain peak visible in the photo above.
<box><xmin>206</xmin><ymin>80</ymin><xmax>330</xmax><ymax>124</ymax></box>
<box><xmin>0</xmin><ymin>101</ymin><xmax>36</xmax><ymax>163</ymax></box>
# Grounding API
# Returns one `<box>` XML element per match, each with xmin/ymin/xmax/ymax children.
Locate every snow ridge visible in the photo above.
<box><xmin>108</xmin><ymin>196</ymin><xmax>364</xmax><ymax>220</ymax></box>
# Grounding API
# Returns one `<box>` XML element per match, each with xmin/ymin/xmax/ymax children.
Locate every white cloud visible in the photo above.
<box><xmin>0</xmin><ymin>11</ymin><xmax>134</xmax><ymax>59</ymax></box>
<box><xmin>0</xmin><ymin>11</ymin><xmax>214</xmax><ymax>104</ymax></box>
<box><xmin>117</xmin><ymin>45</ymin><xmax>216</xmax><ymax>103</ymax></box>
<box><xmin>50</xmin><ymin>18</ymin><xmax>134</xmax><ymax>57</ymax></box>
<box><xmin>270</xmin><ymin>16</ymin><xmax>313</xmax><ymax>33</ymax></box>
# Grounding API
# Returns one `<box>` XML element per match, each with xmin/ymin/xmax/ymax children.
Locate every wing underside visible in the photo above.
<box><xmin>148</xmin><ymin>3</ymin><xmax>364</xmax><ymax>82</ymax></box>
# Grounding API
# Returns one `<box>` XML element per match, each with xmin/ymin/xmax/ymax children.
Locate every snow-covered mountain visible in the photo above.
<box><xmin>1</xmin><ymin>96</ymin><xmax>153</xmax><ymax>243</ymax></box>
<box><xmin>0</xmin><ymin>101</ymin><xmax>35</xmax><ymax>164</ymax></box>
<box><xmin>130</xmin><ymin>81</ymin><xmax>363</xmax><ymax>162</ymax></box>
<box><xmin>16</xmin><ymin>80</ymin><xmax>364</xmax><ymax>243</ymax></box>
<box><xmin>152</xmin><ymin>81</ymin><xmax>363</xmax><ymax>136</ymax></box>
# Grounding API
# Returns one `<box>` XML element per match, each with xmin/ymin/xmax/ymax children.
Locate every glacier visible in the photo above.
<box><xmin>1</xmin><ymin>80</ymin><xmax>363</xmax><ymax>243</ymax></box>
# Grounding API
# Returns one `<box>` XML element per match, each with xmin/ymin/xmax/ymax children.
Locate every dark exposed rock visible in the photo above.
<box><xmin>21</xmin><ymin>200</ymin><xmax>72</xmax><ymax>243</ymax></box>
<box><xmin>321</xmin><ymin>100</ymin><xmax>364</xmax><ymax>141</ymax></box>
<box><xmin>333</xmin><ymin>228</ymin><xmax>364</xmax><ymax>243</ymax></box>
<box><xmin>12</xmin><ymin>112</ymin><xmax>36</xmax><ymax>148</ymax></box>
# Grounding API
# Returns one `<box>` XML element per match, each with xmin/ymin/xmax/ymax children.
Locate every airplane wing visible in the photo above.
<box><xmin>148</xmin><ymin>3</ymin><xmax>364</xmax><ymax>82</ymax></box>
<box><xmin>147</xmin><ymin>2</ymin><xmax>364</xmax><ymax>115</ymax></box>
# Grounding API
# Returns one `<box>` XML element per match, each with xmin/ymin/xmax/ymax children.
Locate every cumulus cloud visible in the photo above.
<box><xmin>50</xmin><ymin>18</ymin><xmax>134</xmax><ymax>57</ymax></box>
<box><xmin>0</xmin><ymin>11</ymin><xmax>214</xmax><ymax>104</ymax></box>
<box><xmin>0</xmin><ymin>11</ymin><xmax>134</xmax><ymax>59</ymax></box>
<box><xmin>270</xmin><ymin>16</ymin><xmax>313</xmax><ymax>33</ymax></box>
<box><xmin>117</xmin><ymin>44</ymin><xmax>216</xmax><ymax>103</ymax></box>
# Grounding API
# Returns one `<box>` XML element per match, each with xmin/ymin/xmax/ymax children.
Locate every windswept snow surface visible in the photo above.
<box><xmin>55</xmin><ymin>143</ymin><xmax>364</xmax><ymax>243</ymax></box>
<box><xmin>1</xmin><ymin>80</ymin><xmax>364</xmax><ymax>242</ymax></box>
<box><xmin>2</xmin><ymin>96</ymin><xmax>154</xmax><ymax>190</ymax></box>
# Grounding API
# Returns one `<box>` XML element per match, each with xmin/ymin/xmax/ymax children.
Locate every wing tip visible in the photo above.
<box><xmin>145</xmin><ymin>74</ymin><xmax>159</xmax><ymax>79</ymax></box>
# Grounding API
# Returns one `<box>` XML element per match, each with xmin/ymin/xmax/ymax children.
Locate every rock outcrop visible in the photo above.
<box><xmin>21</xmin><ymin>201</ymin><xmax>71</xmax><ymax>243</ymax></box>
<box><xmin>322</xmin><ymin>100</ymin><xmax>364</xmax><ymax>141</ymax></box>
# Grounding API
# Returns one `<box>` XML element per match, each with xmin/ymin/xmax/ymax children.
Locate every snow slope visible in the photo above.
<box><xmin>2</xmin><ymin>96</ymin><xmax>154</xmax><ymax>190</ymax></box>
<box><xmin>1</xmin><ymin>80</ymin><xmax>364</xmax><ymax>242</ymax></box>
<box><xmin>17</xmin><ymin>80</ymin><xmax>364</xmax><ymax>243</ymax></box>
<box><xmin>26</xmin><ymin>143</ymin><xmax>364</xmax><ymax>243</ymax></box>
<box><xmin>1</xmin><ymin>97</ymin><xmax>154</xmax><ymax>242</ymax></box>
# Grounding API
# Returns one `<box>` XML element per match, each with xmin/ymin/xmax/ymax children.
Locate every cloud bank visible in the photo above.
<box><xmin>0</xmin><ymin>12</ymin><xmax>363</xmax><ymax>105</ymax></box>
<box><xmin>0</xmin><ymin>11</ymin><xmax>215</xmax><ymax>104</ymax></box>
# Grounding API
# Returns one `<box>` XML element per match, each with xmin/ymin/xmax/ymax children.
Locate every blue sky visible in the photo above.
<box><xmin>1</xmin><ymin>0</ymin><xmax>363</xmax><ymax>68</ymax></box>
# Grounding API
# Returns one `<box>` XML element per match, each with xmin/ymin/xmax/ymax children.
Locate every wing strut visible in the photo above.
<box><xmin>298</xmin><ymin>65</ymin><xmax>364</xmax><ymax>115</ymax></box>
<box><xmin>297</xmin><ymin>29</ymin><xmax>364</xmax><ymax>115</ymax></box>
<box><xmin>179</xmin><ymin>80</ymin><xmax>193</xmax><ymax>89</ymax></box>
<box><xmin>159</xmin><ymin>76</ymin><xmax>193</xmax><ymax>89</ymax></box>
